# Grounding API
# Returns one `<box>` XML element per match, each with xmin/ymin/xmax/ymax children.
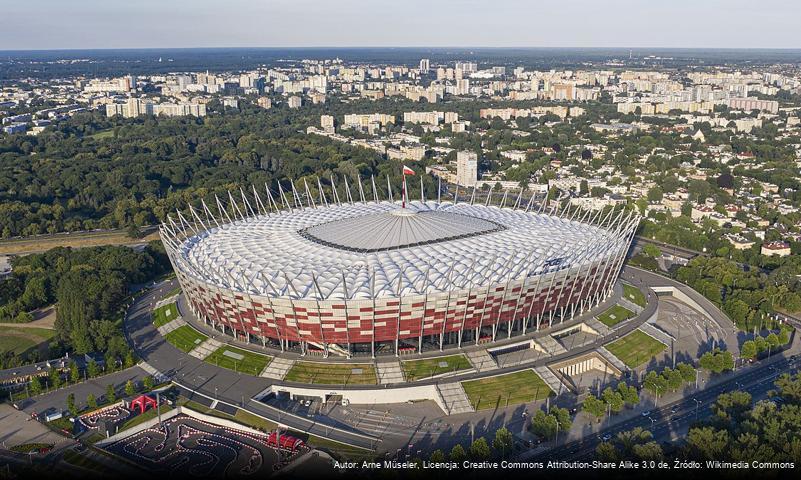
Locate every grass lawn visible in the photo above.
<box><xmin>284</xmin><ymin>361</ymin><xmax>377</xmax><ymax>385</ymax></box>
<box><xmin>0</xmin><ymin>326</ymin><xmax>55</xmax><ymax>355</ymax></box>
<box><xmin>597</xmin><ymin>304</ymin><xmax>635</xmax><ymax>327</ymax></box>
<box><xmin>402</xmin><ymin>354</ymin><xmax>473</xmax><ymax>381</ymax></box>
<box><xmin>118</xmin><ymin>405</ymin><xmax>174</xmax><ymax>432</ymax></box>
<box><xmin>163</xmin><ymin>325</ymin><xmax>207</xmax><ymax>352</ymax></box>
<box><xmin>152</xmin><ymin>303</ymin><xmax>179</xmax><ymax>328</ymax></box>
<box><xmin>606</xmin><ymin>329</ymin><xmax>667</xmax><ymax>368</ymax></box>
<box><xmin>461</xmin><ymin>370</ymin><xmax>552</xmax><ymax>410</ymax></box>
<box><xmin>88</xmin><ymin>129</ymin><xmax>114</xmax><ymax>140</ymax></box>
<box><xmin>164</xmin><ymin>286</ymin><xmax>182</xmax><ymax>298</ymax></box>
<box><xmin>62</xmin><ymin>449</ymin><xmax>114</xmax><ymax>474</ymax></box>
<box><xmin>622</xmin><ymin>283</ymin><xmax>647</xmax><ymax>308</ymax></box>
<box><xmin>204</xmin><ymin>345</ymin><xmax>271</xmax><ymax>375</ymax></box>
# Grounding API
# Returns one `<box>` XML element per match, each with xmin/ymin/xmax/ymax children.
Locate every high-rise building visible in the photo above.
<box><xmin>320</xmin><ymin>115</ymin><xmax>335</xmax><ymax>133</ymax></box>
<box><xmin>419</xmin><ymin>58</ymin><xmax>430</xmax><ymax>74</ymax></box>
<box><xmin>456</xmin><ymin>151</ymin><xmax>478</xmax><ymax>187</ymax></box>
<box><xmin>288</xmin><ymin>96</ymin><xmax>302</xmax><ymax>109</ymax></box>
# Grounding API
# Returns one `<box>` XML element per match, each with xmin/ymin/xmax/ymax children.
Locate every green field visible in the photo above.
<box><xmin>605</xmin><ymin>329</ymin><xmax>667</xmax><ymax>368</ymax></box>
<box><xmin>597</xmin><ymin>304</ymin><xmax>635</xmax><ymax>327</ymax></box>
<box><xmin>152</xmin><ymin>303</ymin><xmax>179</xmax><ymax>328</ymax></box>
<box><xmin>204</xmin><ymin>345</ymin><xmax>271</xmax><ymax>375</ymax></box>
<box><xmin>622</xmin><ymin>284</ymin><xmax>647</xmax><ymax>307</ymax></box>
<box><xmin>284</xmin><ymin>361</ymin><xmax>377</xmax><ymax>385</ymax></box>
<box><xmin>0</xmin><ymin>326</ymin><xmax>55</xmax><ymax>355</ymax></box>
<box><xmin>163</xmin><ymin>325</ymin><xmax>207</xmax><ymax>352</ymax></box>
<box><xmin>118</xmin><ymin>405</ymin><xmax>174</xmax><ymax>432</ymax></box>
<box><xmin>88</xmin><ymin>129</ymin><xmax>114</xmax><ymax>140</ymax></box>
<box><xmin>402</xmin><ymin>354</ymin><xmax>473</xmax><ymax>381</ymax></box>
<box><xmin>461</xmin><ymin>370</ymin><xmax>553</xmax><ymax>410</ymax></box>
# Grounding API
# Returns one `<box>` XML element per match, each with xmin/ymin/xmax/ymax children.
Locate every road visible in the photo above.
<box><xmin>529</xmin><ymin>352</ymin><xmax>799</xmax><ymax>461</ymax></box>
<box><xmin>122</xmin><ymin>278</ymin><xmax>380</xmax><ymax>450</ymax></box>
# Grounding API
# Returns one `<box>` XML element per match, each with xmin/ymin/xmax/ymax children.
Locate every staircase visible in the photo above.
<box><xmin>188</xmin><ymin>337</ymin><xmax>223</xmax><ymax>360</ymax></box>
<box><xmin>376</xmin><ymin>360</ymin><xmax>405</xmax><ymax>384</ymax></box>
<box><xmin>437</xmin><ymin>382</ymin><xmax>474</xmax><ymax>415</ymax></box>
<box><xmin>638</xmin><ymin>323</ymin><xmax>673</xmax><ymax>347</ymax></box>
<box><xmin>533</xmin><ymin>366</ymin><xmax>567</xmax><ymax>395</ymax></box>
<box><xmin>465</xmin><ymin>349</ymin><xmax>497</xmax><ymax>372</ymax></box>
<box><xmin>260</xmin><ymin>357</ymin><xmax>295</xmax><ymax>380</ymax></box>
<box><xmin>532</xmin><ymin>335</ymin><xmax>568</xmax><ymax>355</ymax></box>
<box><xmin>598</xmin><ymin>346</ymin><xmax>629</xmax><ymax>374</ymax></box>
<box><xmin>584</xmin><ymin>318</ymin><xmax>613</xmax><ymax>337</ymax></box>
<box><xmin>157</xmin><ymin>317</ymin><xmax>187</xmax><ymax>336</ymax></box>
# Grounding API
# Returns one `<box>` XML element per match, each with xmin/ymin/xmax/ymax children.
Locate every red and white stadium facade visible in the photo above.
<box><xmin>160</xmin><ymin>176</ymin><xmax>639</xmax><ymax>357</ymax></box>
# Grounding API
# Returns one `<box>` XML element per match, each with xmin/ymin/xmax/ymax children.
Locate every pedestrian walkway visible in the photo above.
<box><xmin>138</xmin><ymin>361</ymin><xmax>169</xmax><ymax>383</ymax></box>
<box><xmin>437</xmin><ymin>382</ymin><xmax>474</xmax><ymax>415</ymax></box>
<box><xmin>465</xmin><ymin>349</ymin><xmax>497</xmax><ymax>372</ymax></box>
<box><xmin>260</xmin><ymin>357</ymin><xmax>295</xmax><ymax>380</ymax></box>
<box><xmin>376</xmin><ymin>360</ymin><xmax>405</xmax><ymax>384</ymax></box>
<box><xmin>156</xmin><ymin>317</ymin><xmax>186</xmax><ymax>336</ymax></box>
<box><xmin>598</xmin><ymin>346</ymin><xmax>630</xmax><ymax>373</ymax></box>
<box><xmin>188</xmin><ymin>337</ymin><xmax>223</xmax><ymax>360</ymax></box>
<box><xmin>533</xmin><ymin>365</ymin><xmax>567</xmax><ymax>395</ymax></box>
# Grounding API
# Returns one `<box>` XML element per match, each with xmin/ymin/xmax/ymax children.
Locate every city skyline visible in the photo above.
<box><xmin>3</xmin><ymin>0</ymin><xmax>801</xmax><ymax>50</ymax></box>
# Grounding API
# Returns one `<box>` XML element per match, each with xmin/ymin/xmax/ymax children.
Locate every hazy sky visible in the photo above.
<box><xmin>2</xmin><ymin>0</ymin><xmax>800</xmax><ymax>50</ymax></box>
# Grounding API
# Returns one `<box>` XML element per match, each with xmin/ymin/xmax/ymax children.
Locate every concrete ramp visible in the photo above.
<box><xmin>437</xmin><ymin>382</ymin><xmax>474</xmax><ymax>415</ymax></box>
<box><xmin>376</xmin><ymin>361</ymin><xmax>405</xmax><ymax>384</ymax></box>
<box><xmin>639</xmin><ymin>323</ymin><xmax>673</xmax><ymax>347</ymax></box>
<box><xmin>584</xmin><ymin>317</ymin><xmax>612</xmax><ymax>336</ymax></box>
<box><xmin>533</xmin><ymin>366</ymin><xmax>565</xmax><ymax>395</ymax></box>
<box><xmin>533</xmin><ymin>335</ymin><xmax>568</xmax><ymax>355</ymax></box>
<box><xmin>598</xmin><ymin>346</ymin><xmax>630</xmax><ymax>373</ymax></box>
<box><xmin>260</xmin><ymin>357</ymin><xmax>295</xmax><ymax>380</ymax></box>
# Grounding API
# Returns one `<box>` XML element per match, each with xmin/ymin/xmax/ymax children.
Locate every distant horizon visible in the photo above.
<box><xmin>3</xmin><ymin>46</ymin><xmax>801</xmax><ymax>53</ymax></box>
<box><xmin>4</xmin><ymin>1</ymin><xmax>801</xmax><ymax>51</ymax></box>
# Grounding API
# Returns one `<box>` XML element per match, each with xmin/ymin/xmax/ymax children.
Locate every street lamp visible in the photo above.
<box><xmin>693</xmin><ymin>398</ymin><xmax>702</xmax><ymax>420</ymax></box>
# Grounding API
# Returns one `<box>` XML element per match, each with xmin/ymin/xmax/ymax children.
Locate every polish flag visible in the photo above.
<box><xmin>402</xmin><ymin>165</ymin><xmax>415</xmax><ymax>176</ymax></box>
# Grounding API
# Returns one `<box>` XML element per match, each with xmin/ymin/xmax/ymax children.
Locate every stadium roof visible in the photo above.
<box><xmin>169</xmin><ymin>200</ymin><xmax>635</xmax><ymax>300</ymax></box>
<box><xmin>300</xmin><ymin>208</ymin><xmax>505</xmax><ymax>252</ymax></box>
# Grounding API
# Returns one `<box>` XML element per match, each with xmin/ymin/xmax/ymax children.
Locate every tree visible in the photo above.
<box><xmin>86</xmin><ymin>393</ymin><xmax>97</xmax><ymax>410</ymax></box>
<box><xmin>686</xmin><ymin>427</ymin><xmax>730</xmax><ymax>460</ymax></box>
<box><xmin>647</xmin><ymin>186</ymin><xmax>664</xmax><ymax>202</ymax></box>
<box><xmin>676</xmin><ymin>362</ymin><xmax>696</xmax><ymax>383</ymax></box>
<box><xmin>429</xmin><ymin>449</ymin><xmax>445</xmax><ymax>463</ymax></box>
<box><xmin>124</xmin><ymin>380</ymin><xmax>136</xmax><ymax>397</ymax></box>
<box><xmin>617</xmin><ymin>382</ymin><xmax>640</xmax><ymax>406</ymax></box>
<box><xmin>596</xmin><ymin>441</ymin><xmax>619</xmax><ymax>461</ymax></box>
<box><xmin>469</xmin><ymin>438</ymin><xmax>491</xmax><ymax>460</ymax></box>
<box><xmin>699</xmin><ymin>349</ymin><xmax>734</xmax><ymax>374</ymax></box>
<box><xmin>143</xmin><ymin>375</ymin><xmax>154</xmax><ymax>391</ymax></box>
<box><xmin>87</xmin><ymin>359</ymin><xmax>99</xmax><ymax>378</ymax></box>
<box><xmin>643</xmin><ymin>371</ymin><xmax>668</xmax><ymax>398</ymax></box>
<box><xmin>49</xmin><ymin>368</ymin><xmax>61</xmax><ymax>390</ymax></box>
<box><xmin>664</xmin><ymin>368</ymin><xmax>684</xmax><ymax>392</ymax></box>
<box><xmin>642</xmin><ymin>244</ymin><xmax>661</xmax><ymax>259</ymax></box>
<box><xmin>493</xmin><ymin>427</ymin><xmax>513</xmax><ymax>458</ymax></box>
<box><xmin>66</xmin><ymin>393</ymin><xmax>77</xmax><ymax>416</ymax></box>
<box><xmin>449</xmin><ymin>444</ymin><xmax>467</xmax><ymax>462</ymax></box>
<box><xmin>740</xmin><ymin>340</ymin><xmax>757</xmax><ymax>360</ymax></box>
<box><xmin>106</xmin><ymin>384</ymin><xmax>116</xmax><ymax>403</ymax></box>
<box><xmin>124</xmin><ymin>351</ymin><xmax>136</xmax><ymax>369</ymax></box>
<box><xmin>531</xmin><ymin>410</ymin><xmax>558</xmax><ymax>439</ymax></box>
<box><xmin>29</xmin><ymin>376</ymin><xmax>42</xmax><ymax>396</ymax></box>
<box><xmin>602</xmin><ymin>387</ymin><xmax>624</xmax><ymax>413</ymax></box>
<box><xmin>582</xmin><ymin>395</ymin><xmax>607</xmax><ymax>421</ymax></box>
<box><xmin>551</xmin><ymin>407</ymin><xmax>572</xmax><ymax>431</ymax></box>
<box><xmin>69</xmin><ymin>361</ymin><xmax>80</xmax><ymax>384</ymax></box>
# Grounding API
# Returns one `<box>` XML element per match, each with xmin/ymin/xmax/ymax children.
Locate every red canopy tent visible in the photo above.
<box><xmin>129</xmin><ymin>394</ymin><xmax>158</xmax><ymax>414</ymax></box>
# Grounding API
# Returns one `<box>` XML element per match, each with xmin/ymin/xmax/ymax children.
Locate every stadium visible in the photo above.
<box><xmin>159</xmin><ymin>177</ymin><xmax>639</xmax><ymax>357</ymax></box>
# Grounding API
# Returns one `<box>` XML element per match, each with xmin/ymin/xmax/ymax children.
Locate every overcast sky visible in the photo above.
<box><xmin>2</xmin><ymin>0</ymin><xmax>800</xmax><ymax>50</ymax></box>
